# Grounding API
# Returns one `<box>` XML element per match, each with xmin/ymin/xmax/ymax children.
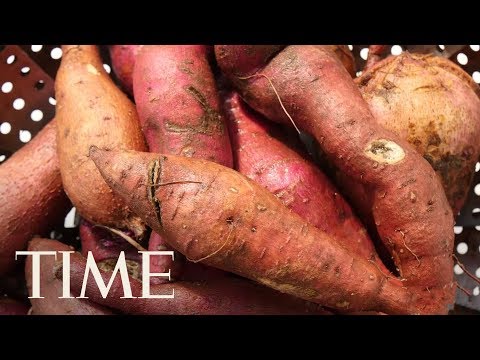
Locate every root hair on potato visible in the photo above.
<box><xmin>453</xmin><ymin>254</ymin><xmax>480</xmax><ymax>285</ymax></box>
<box><xmin>187</xmin><ymin>223</ymin><xmax>235</xmax><ymax>263</ymax></box>
<box><xmin>94</xmin><ymin>224</ymin><xmax>147</xmax><ymax>252</ymax></box>
<box><xmin>456</xmin><ymin>282</ymin><xmax>472</xmax><ymax>297</ymax></box>
<box><xmin>238</xmin><ymin>73</ymin><xmax>301</xmax><ymax>135</ymax></box>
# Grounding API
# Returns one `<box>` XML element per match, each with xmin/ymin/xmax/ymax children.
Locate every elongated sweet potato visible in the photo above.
<box><xmin>133</xmin><ymin>45</ymin><xmax>234</xmax><ymax>277</ymax></box>
<box><xmin>109</xmin><ymin>45</ymin><xmax>143</xmax><ymax>96</ymax></box>
<box><xmin>0</xmin><ymin>119</ymin><xmax>70</xmax><ymax>275</ymax></box>
<box><xmin>225</xmin><ymin>92</ymin><xmax>384</xmax><ymax>268</ymax></box>
<box><xmin>59</xmin><ymin>238</ymin><xmax>328</xmax><ymax>315</ymax></box>
<box><xmin>55</xmin><ymin>45</ymin><xmax>147</xmax><ymax>236</ymax></box>
<box><xmin>0</xmin><ymin>298</ymin><xmax>29</xmax><ymax>315</ymax></box>
<box><xmin>89</xmin><ymin>147</ymin><xmax>416</xmax><ymax>314</ymax></box>
<box><xmin>133</xmin><ymin>45</ymin><xmax>233</xmax><ymax>164</ymax></box>
<box><xmin>358</xmin><ymin>53</ymin><xmax>480</xmax><ymax>214</ymax></box>
<box><xmin>25</xmin><ymin>238</ymin><xmax>113</xmax><ymax>315</ymax></box>
<box><xmin>215</xmin><ymin>45</ymin><xmax>455</xmax><ymax>314</ymax></box>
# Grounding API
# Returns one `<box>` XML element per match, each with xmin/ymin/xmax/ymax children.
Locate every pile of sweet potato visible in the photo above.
<box><xmin>1</xmin><ymin>44</ymin><xmax>480</xmax><ymax>315</ymax></box>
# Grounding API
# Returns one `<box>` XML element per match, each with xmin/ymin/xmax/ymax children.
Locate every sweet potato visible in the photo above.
<box><xmin>55</xmin><ymin>45</ymin><xmax>147</xmax><ymax>237</ymax></box>
<box><xmin>58</xmin><ymin>238</ymin><xmax>328</xmax><ymax>315</ymax></box>
<box><xmin>79</xmin><ymin>219</ymin><xmax>142</xmax><ymax>280</ymax></box>
<box><xmin>358</xmin><ymin>53</ymin><xmax>480</xmax><ymax>214</ymax></box>
<box><xmin>109</xmin><ymin>45</ymin><xmax>143</xmax><ymax>97</ymax></box>
<box><xmin>133</xmin><ymin>45</ymin><xmax>233</xmax><ymax>164</ymax></box>
<box><xmin>133</xmin><ymin>45</ymin><xmax>234</xmax><ymax>277</ymax></box>
<box><xmin>363</xmin><ymin>45</ymin><xmax>388</xmax><ymax>71</ymax></box>
<box><xmin>0</xmin><ymin>119</ymin><xmax>70</xmax><ymax>275</ymax></box>
<box><xmin>224</xmin><ymin>92</ymin><xmax>384</xmax><ymax>268</ymax></box>
<box><xmin>89</xmin><ymin>147</ymin><xmax>417</xmax><ymax>314</ymax></box>
<box><xmin>25</xmin><ymin>238</ymin><xmax>113</xmax><ymax>315</ymax></box>
<box><xmin>215</xmin><ymin>45</ymin><xmax>455</xmax><ymax>314</ymax></box>
<box><xmin>322</xmin><ymin>45</ymin><xmax>355</xmax><ymax>77</ymax></box>
<box><xmin>0</xmin><ymin>298</ymin><xmax>29</xmax><ymax>315</ymax></box>
<box><xmin>148</xmin><ymin>231</ymin><xmax>184</xmax><ymax>283</ymax></box>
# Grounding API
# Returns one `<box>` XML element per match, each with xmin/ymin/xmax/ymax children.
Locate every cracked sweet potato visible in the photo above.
<box><xmin>55</xmin><ymin>45</ymin><xmax>147</xmax><ymax>237</ymax></box>
<box><xmin>0</xmin><ymin>119</ymin><xmax>70</xmax><ymax>275</ymax></box>
<box><xmin>215</xmin><ymin>45</ymin><xmax>455</xmax><ymax>314</ymax></box>
<box><xmin>88</xmin><ymin>147</ymin><xmax>416</xmax><ymax>314</ymax></box>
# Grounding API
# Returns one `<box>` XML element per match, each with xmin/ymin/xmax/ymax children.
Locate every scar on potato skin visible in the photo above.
<box><xmin>147</xmin><ymin>159</ymin><xmax>162</xmax><ymax>227</ymax></box>
<box><xmin>364</xmin><ymin>139</ymin><xmax>405</xmax><ymax>164</ymax></box>
<box><xmin>164</xmin><ymin>86</ymin><xmax>224</xmax><ymax>135</ymax></box>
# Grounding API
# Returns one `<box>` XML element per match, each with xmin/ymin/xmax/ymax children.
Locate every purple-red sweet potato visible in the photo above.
<box><xmin>215</xmin><ymin>45</ymin><xmax>455</xmax><ymax>314</ymax></box>
<box><xmin>0</xmin><ymin>119</ymin><xmax>70</xmax><ymax>275</ymax></box>
<box><xmin>224</xmin><ymin>92</ymin><xmax>384</xmax><ymax>268</ymax></box>
<box><xmin>55</xmin><ymin>45</ymin><xmax>148</xmax><ymax>237</ymax></box>
<box><xmin>133</xmin><ymin>45</ymin><xmax>233</xmax><ymax>164</ymax></box>
<box><xmin>25</xmin><ymin>238</ymin><xmax>113</xmax><ymax>315</ymax></box>
<box><xmin>133</xmin><ymin>45</ymin><xmax>234</xmax><ymax>277</ymax></box>
<box><xmin>89</xmin><ymin>147</ymin><xmax>416</xmax><ymax>314</ymax></box>
<box><xmin>109</xmin><ymin>45</ymin><xmax>143</xmax><ymax>96</ymax></box>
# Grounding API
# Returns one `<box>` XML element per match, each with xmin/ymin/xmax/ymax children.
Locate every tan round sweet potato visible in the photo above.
<box><xmin>55</xmin><ymin>45</ymin><xmax>147</xmax><ymax>236</ymax></box>
<box><xmin>357</xmin><ymin>52</ymin><xmax>480</xmax><ymax>213</ymax></box>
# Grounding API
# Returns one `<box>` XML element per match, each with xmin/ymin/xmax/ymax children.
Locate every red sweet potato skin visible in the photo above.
<box><xmin>109</xmin><ymin>45</ymin><xmax>143</xmax><ymax>96</ymax></box>
<box><xmin>25</xmin><ymin>238</ymin><xmax>113</xmax><ymax>315</ymax></box>
<box><xmin>214</xmin><ymin>45</ymin><xmax>285</xmax><ymax>79</ymax></box>
<box><xmin>215</xmin><ymin>45</ymin><xmax>455</xmax><ymax>314</ymax></box>
<box><xmin>133</xmin><ymin>45</ymin><xmax>233</xmax><ymax>165</ymax></box>
<box><xmin>0</xmin><ymin>119</ymin><xmax>70</xmax><ymax>275</ymax></box>
<box><xmin>322</xmin><ymin>45</ymin><xmax>356</xmax><ymax>77</ymax></box>
<box><xmin>89</xmin><ymin>148</ymin><xmax>415</xmax><ymax>314</ymax></box>
<box><xmin>0</xmin><ymin>298</ymin><xmax>29</xmax><ymax>315</ymax></box>
<box><xmin>55</xmin><ymin>45</ymin><xmax>148</xmax><ymax>236</ymax></box>
<box><xmin>224</xmin><ymin>93</ymin><xmax>382</xmax><ymax>267</ymax></box>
